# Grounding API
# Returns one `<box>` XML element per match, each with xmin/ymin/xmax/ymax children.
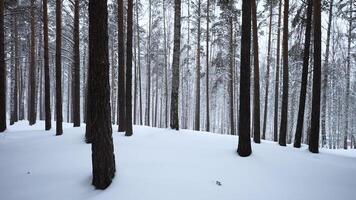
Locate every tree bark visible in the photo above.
<box><xmin>117</xmin><ymin>0</ymin><xmax>126</xmax><ymax>131</ymax></box>
<box><xmin>294</xmin><ymin>0</ymin><xmax>313</xmax><ymax>148</ymax></box>
<box><xmin>309</xmin><ymin>0</ymin><xmax>322</xmax><ymax>153</ymax></box>
<box><xmin>237</xmin><ymin>0</ymin><xmax>252</xmax><ymax>157</ymax></box>
<box><xmin>170</xmin><ymin>0</ymin><xmax>181</xmax><ymax>130</ymax></box>
<box><xmin>194</xmin><ymin>0</ymin><xmax>201</xmax><ymax>131</ymax></box>
<box><xmin>72</xmin><ymin>0</ymin><xmax>81</xmax><ymax>127</ymax></box>
<box><xmin>252</xmin><ymin>0</ymin><xmax>260</xmax><ymax>142</ymax></box>
<box><xmin>87</xmin><ymin>0</ymin><xmax>116</xmax><ymax>189</ymax></box>
<box><xmin>29</xmin><ymin>0</ymin><xmax>37</xmax><ymax>126</ymax></box>
<box><xmin>56</xmin><ymin>0</ymin><xmax>63</xmax><ymax>135</ymax></box>
<box><xmin>229</xmin><ymin>16</ymin><xmax>235</xmax><ymax>135</ymax></box>
<box><xmin>278</xmin><ymin>0</ymin><xmax>289</xmax><ymax>146</ymax></box>
<box><xmin>205</xmin><ymin>0</ymin><xmax>210</xmax><ymax>132</ymax></box>
<box><xmin>0</xmin><ymin>0</ymin><xmax>4</xmax><ymax>132</ymax></box>
<box><xmin>125</xmin><ymin>0</ymin><xmax>133</xmax><ymax>136</ymax></box>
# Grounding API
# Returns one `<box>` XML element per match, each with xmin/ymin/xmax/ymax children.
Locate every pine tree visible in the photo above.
<box><xmin>309</xmin><ymin>0</ymin><xmax>321</xmax><ymax>153</ymax></box>
<box><xmin>29</xmin><ymin>0</ymin><xmax>37</xmax><ymax>126</ymax></box>
<box><xmin>170</xmin><ymin>0</ymin><xmax>181</xmax><ymax>130</ymax></box>
<box><xmin>88</xmin><ymin>0</ymin><xmax>116</xmax><ymax>189</ymax></box>
<box><xmin>237</xmin><ymin>0</ymin><xmax>252</xmax><ymax>157</ymax></box>
<box><xmin>294</xmin><ymin>0</ymin><xmax>313</xmax><ymax>148</ymax></box>
<box><xmin>252</xmin><ymin>0</ymin><xmax>260</xmax><ymax>143</ymax></box>
<box><xmin>205</xmin><ymin>0</ymin><xmax>210</xmax><ymax>132</ymax></box>
<box><xmin>56</xmin><ymin>0</ymin><xmax>63</xmax><ymax>135</ymax></box>
<box><xmin>126</xmin><ymin>0</ymin><xmax>133</xmax><ymax>136</ymax></box>
<box><xmin>194</xmin><ymin>0</ymin><xmax>201</xmax><ymax>131</ymax></box>
<box><xmin>72</xmin><ymin>0</ymin><xmax>81</xmax><ymax>127</ymax></box>
<box><xmin>278</xmin><ymin>0</ymin><xmax>289</xmax><ymax>146</ymax></box>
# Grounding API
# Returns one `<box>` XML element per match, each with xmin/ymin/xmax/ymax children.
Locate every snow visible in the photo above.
<box><xmin>1</xmin><ymin>121</ymin><xmax>356</xmax><ymax>200</ymax></box>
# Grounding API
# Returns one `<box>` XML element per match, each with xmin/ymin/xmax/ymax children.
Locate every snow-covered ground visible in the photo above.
<box><xmin>1</xmin><ymin>121</ymin><xmax>356</xmax><ymax>200</ymax></box>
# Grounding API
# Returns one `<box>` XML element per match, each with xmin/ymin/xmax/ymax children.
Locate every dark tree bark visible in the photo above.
<box><xmin>13</xmin><ymin>12</ymin><xmax>19</xmax><ymax>124</ymax></box>
<box><xmin>237</xmin><ymin>0</ymin><xmax>252</xmax><ymax>157</ymax></box>
<box><xmin>170</xmin><ymin>0</ymin><xmax>181</xmax><ymax>130</ymax></box>
<box><xmin>72</xmin><ymin>0</ymin><xmax>81</xmax><ymax>127</ymax></box>
<box><xmin>278</xmin><ymin>0</ymin><xmax>289</xmax><ymax>146</ymax></box>
<box><xmin>273</xmin><ymin>0</ymin><xmax>282</xmax><ymax>142</ymax></box>
<box><xmin>309</xmin><ymin>0</ymin><xmax>321</xmax><ymax>153</ymax></box>
<box><xmin>262</xmin><ymin>0</ymin><xmax>273</xmax><ymax>140</ymax></box>
<box><xmin>125</xmin><ymin>0</ymin><xmax>133</xmax><ymax>136</ymax></box>
<box><xmin>194</xmin><ymin>0</ymin><xmax>201</xmax><ymax>131</ymax></box>
<box><xmin>252</xmin><ymin>0</ymin><xmax>260</xmax><ymax>143</ymax></box>
<box><xmin>294</xmin><ymin>0</ymin><xmax>312</xmax><ymax>148</ymax></box>
<box><xmin>117</xmin><ymin>0</ymin><xmax>126</xmax><ymax>131</ymax></box>
<box><xmin>87</xmin><ymin>0</ymin><xmax>116</xmax><ymax>189</ymax></box>
<box><xmin>56</xmin><ymin>0</ymin><xmax>63</xmax><ymax>135</ymax></box>
<box><xmin>29</xmin><ymin>0</ymin><xmax>37</xmax><ymax>126</ymax></box>
<box><xmin>0</xmin><ymin>0</ymin><xmax>4</xmax><ymax>132</ymax></box>
<box><xmin>163</xmin><ymin>0</ymin><xmax>168</xmax><ymax>128</ymax></box>
<box><xmin>205</xmin><ymin>0</ymin><xmax>210</xmax><ymax>132</ymax></box>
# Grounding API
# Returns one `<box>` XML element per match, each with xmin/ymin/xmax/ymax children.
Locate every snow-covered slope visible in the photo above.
<box><xmin>0</xmin><ymin>121</ymin><xmax>355</xmax><ymax>200</ymax></box>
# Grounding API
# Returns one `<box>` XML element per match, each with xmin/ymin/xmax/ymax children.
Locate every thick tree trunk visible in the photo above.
<box><xmin>56</xmin><ymin>0</ymin><xmax>63</xmax><ymax>135</ymax></box>
<box><xmin>170</xmin><ymin>0</ymin><xmax>181</xmax><ymax>130</ymax></box>
<box><xmin>72</xmin><ymin>0</ymin><xmax>81</xmax><ymax>127</ymax></box>
<box><xmin>117</xmin><ymin>0</ymin><xmax>126</xmax><ymax>131</ymax></box>
<box><xmin>262</xmin><ymin>1</ymin><xmax>272</xmax><ymax>140</ymax></box>
<box><xmin>294</xmin><ymin>0</ymin><xmax>313</xmax><ymax>148</ymax></box>
<box><xmin>0</xmin><ymin>0</ymin><xmax>4</xmax><ymax>132</ymax></box>
<box><xmin>194</xmin><ymin>0</ymin><xmax>201</xmax><ymax>131</ymax></box>
<box><xmin>252</xmin><ymin>0</ymin><xmax>260</xmax><ymax>143</ymax></box>
<box><xmin>125</xmin><ymin>0</ymin><xmax>133</xmax><ymax>136</ymax></box>
<box><xmin>87</xmin><ymin>0</ymin><xmax>116</xmax><ymax>189</ymax></box>
<box><xmin>273</xmin><ymin>0</ymin><xmax>282</xmax><ymax>142</ymax></box>
<box><xmin>278</xmin><ymin>0</ymin><xmax>289</xmax><ymax>146</ymax></box>
<box><xmin>237</xmin><ymin>0</ymin><xmax>252</xmax><ymax>157</ymax></box>
<box><xmin>29</xmin><ymin>0</ymin><xmax>37</xmax><ymax>126</ymax></box>
<box><xmin>309</xmin><ymin>0</ymin><xmax>322</xmax><ymax>153</ymax></box>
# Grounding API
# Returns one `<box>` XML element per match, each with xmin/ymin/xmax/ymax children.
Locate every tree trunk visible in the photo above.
<box><xmin>29</xmin><ymin>0</ymin><xmax>37</xmax><ymax>126</ymax></box>
<box><xmin>309</xmin><ymin>0</ymin><xmax>321</xmax><ymax>153</ymax></box>
<box><xmin>194</xmin><ymin>0</ymin><xmax>201</xmax><ymax>131</ymax></box>
<box><xmin>13</xmin><ymin>11</ymin><xmax>19</xmax><ymax>124</ymax></box>
<box><xmin>0</xmin><ymin>0</ymin><xmax>4</xmax><ymax>132</ymax></box>
<box><xmin>229</xmin><ymin>17</ymin><xmax>235</xmax><ymax>135</ymax></box>
<box><xmin>278</xmin><ymin>0</ymin><xmax>289</xmax><ymax>146</ymax></box>
<box><xmin>43</xmin><ymin>0</ymin><xmax>51</xmax><ymax>130</ymax></box>
<box><xmin>206</xmin><ymin>0</ymin><xmax>210</xmax><ymax>132</ymax></box>
<box><xmin>125</xmin><ymin>0</ymin><xmax>133</xmax><ymax>136</ymax></box>
<box><xmin>163</xmin><ymin>0</ymin><xmax>168</xmax><ymax>128</ymax></box>
<box><xmin>170</xmin><ymin>0</ymin><xmax>181</xmax><ymax>130</ymax></box>
<box><xmin>56</xmin><ymin>0</ymin><xmax>63</xmax><ymax>135</ymax></box>
<box><xmin>273</xmin><ymin>0</ymin><xmax>282</xmax><ymax>142</ymax></box>
<box><xmin>343</xmin><ymin>0</ymin><xmax>353</xmax><ymax>150</ymax></box>
<box><xmin>237</xmin><ymin>0</ymin><xmax>252</xmax><ymax>157</ymax></box>
<box><xmin>72</xmin><ymin>0</ymin><xmax>81</xmax><ymax>127</ymax></box>
<box><xmin>117</xmin><ymin>0</ymin><xmax>126</xmax><ymax>131</ymax></box>
<box><xmin>294</xmin><ymin>0</ymin><xmax>312</xmax><ymax>148</ymax></box>
<box><xmin>135</xmin><ymin>1</ymin><xmax>143</xmax><ymax>125</ymax></box>
<box><xmin>262</xmin><ymin>0</ymin><xmax>273</xmax><ymax>140</ymax></box>
<box><xmin>252</xmin><ymin>0</ymin><xmax>260</xmax><ymax>143</ymax></box>
<box><xmin>87</xmin><ymin>0</ymin><xmax>116</xmax><ymax>189</ymax></box>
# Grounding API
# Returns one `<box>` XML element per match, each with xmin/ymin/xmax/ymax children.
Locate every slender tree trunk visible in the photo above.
<box><xmin>294</xmin><ymin>0</ymin><xmax>313</xmax><ymax>148</ymax></box>
<box><xmin>273</xmin><ymin>0</ymin><xmax>282</xmax><ymax>142</ymax></box>
<box><xmin>278</xmin><ymin>0</ymin><xmax>289</xmax><ymax>146</ymax></box>
<box><xmin>262</xmin><ymin>1</ymin><xmax>273</xmax><ymax>140</ymax></box>
<box><xmin>0</xmin><ymin>0</ymin><xmax>4</xmax><ymax>132</ymax></box>
<box><xmin>321</xmin><ymin>0</ymin><xmax>333</xmax><ymax>148</ymax></box>
<box><xmin>163</xmin><ymin>0</ymin><xmax>168</xmax><ymax>128</ymax></box>
<box><xmin>56</xmin><ymin>0</ymin><xmax>63</xmax><ymax>135</ymax></box>
<box><xmin>72</xmin><ymin>0</ymin><xmax>81</xmax><ymax>127</ymax></box>
<box><xmin>146</xmin><ymin>0</ymin><xmax>152</xmax><ymax>126</ymax></box>
<box><xmin>135</xmin><ymin>0</ymin><xmax>143</xmax><ymax>125</ymax></box>
<box><xmin>229</xmin><ymin>16</ymin><xmax>235</xmax><ymax>135</ymax></box>
<box><xmin>117</xmin><ymin>0</ymin><xmax>126</xmax><ymax>131</ymax></box>
<box><xmin>343</xmin><ymin>0</ymin><xmax>353</xmax><ymax>150</ymax></box>
<box><xmin>87</xmin><ymin>0</ymin><xmax>116</xmax><ymax>189</ymax></box>
<box><xmin>206</xmin><ymin>0</ymin><xmax>210</xmax><ymax>132</ymax></box>
<box><xmin>13</xmin><ymin>12</ymin><xmax>19</xmax><ymax>123</ymax></box>
<box><xmin>170</xmin><ymin>0</ymin><xmax>181</xmax><ymax>130</ymax></box>
<box><xmin>133</xmin><ymin>26</ymin><xmax>137</xmax><ymax>125</ymax></box>
<box><xmin>43</xmin><ymin>0</ymin><xmax>51</xmax><ymax>130</ymax></box>
<box><xmin>29</xmin><ymin>0</ymin><xmax>37</xmax><ymax>125</ymax></box>
<box><xmin>237</xmin><ymin>0</ymin><xmax>252</xmax><ymax>157</ymax></box>
<box><xmin>252</xmin><ymin>0</ymin><xmax>260</xmax><ymax>142</ymax></box>
<box><xmin>111</xmin><ymin>38</ymin><xmax>117</xmax><ymax>123</ymax></box>
<box><xmin>309</xmin><ymin>0</ymin><xmax>321</xmax><ymax>153</ymax></box>
<box><xmin>125</xmin><ymin>0</ymin><xmax>133</xmax><ymax>136</ymax></box>
<box><xmin>194</xmin><ymin>0</ymin><xmax>201</xmax><ymax>131</ymax></box>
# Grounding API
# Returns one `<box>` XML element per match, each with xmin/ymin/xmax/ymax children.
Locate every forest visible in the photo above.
<box><xmin>0</xmin><ymin>0</ymin><xmax>355</xmax><ymax>199</ymax></box>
